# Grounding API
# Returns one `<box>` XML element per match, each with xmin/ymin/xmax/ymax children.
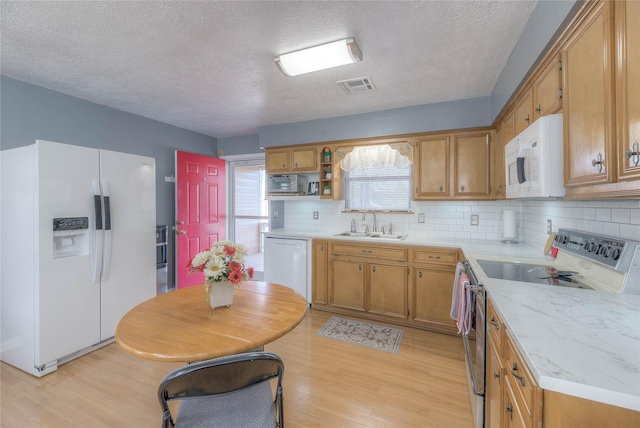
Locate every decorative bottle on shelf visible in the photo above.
<box><xmin>350</xmin><ymin>219</ymin><xmax>356</xmax><ymax>233</ymax></box>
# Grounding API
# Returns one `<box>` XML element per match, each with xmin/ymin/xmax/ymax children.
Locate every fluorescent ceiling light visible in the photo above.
<box><xmin>275</xmin><ymin>38</ymin><xmax>362</xmax><ymax>77</ymax></box>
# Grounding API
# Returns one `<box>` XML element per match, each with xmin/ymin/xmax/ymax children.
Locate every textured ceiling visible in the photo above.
<box><xmin>0</xmin><ymin>1</ymin><xmax>537</xmax><ymax>138</ymax></box>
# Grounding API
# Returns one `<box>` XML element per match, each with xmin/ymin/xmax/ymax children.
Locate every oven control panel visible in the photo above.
<box><xmin>554</xmin><ymin>228</ymin><xmax>638</xmax><ymax>271</ymax></box>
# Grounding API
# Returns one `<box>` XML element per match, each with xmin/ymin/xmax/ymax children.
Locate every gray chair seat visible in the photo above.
<box><xmin>158</xmin><ymin>352</ymin><xmax>284</xmax><ymax>428</ymax></box>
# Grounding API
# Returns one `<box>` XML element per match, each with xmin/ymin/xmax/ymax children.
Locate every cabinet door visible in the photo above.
<box><xmin>291</xmin><ymin>147</ymin><xmax>318</xmax><ymax>172</ymax></box>
<box><xmin>368</xmin><ymin>263</ymin><xmax>407</xmax><ymax>320</ymax></box>
<box><xmin>486</xmin><ymin>340</ymin><xmax>504</xmax><ymax>428</ymax></box>
<box><xmin>266</xmin><ymin>149</ymin><xmax>290</xmax><ymax>173</ymax></box>
<box><xmin>414</xmin><ymin>135</ymin><xmax>450</xmax><ymax>198</ymax></box>
<box><xmin>502</xmin><ymin>109</ymin><xmax>516</xmax><ymax>144</ymax></box>
<box><xmin>330</xmin><ymin>259</ymin><xmax>366</xmax><ymax>312</ymax></box>
<box><xmin>493</xmin><ymin>124</ymin><xmax>506</xmax><ymax>199</ymax></box>
<box><xmin>312</xmin><ymin>241</ymin><xmax>328</xmax><ymax>306</ymax></box>
<box><xmin>562</xmin><ymin>1</ymin><xmax>615</xmax><ymax>187</ymax></box>
<box><xmin>514</xmin><ymin>90</ymin><xmax>533</xmax><ymax>135</ymax></box>
<box><xmin>410</xmin><ymin>266</ymin><xmax>456</xmax><ymax>331</ymax></box>
<box><xmin>533</xmin><ymin>54</ymin><xmax>563</xmax><ymax>118</ymax></box>
<box><xmin>616</xmin><ymin>0</ymin><xmax>640</xmax><ymax>181</ymax></box>
<box><xmin>454</xmin><ymin>132</ymin><xmax>492</xmax><ymax>197</ymax></box>
<box><xmin>504</xmin><ymin>379</ymin><xmax>528</xmax><ymax>428</ymax></box>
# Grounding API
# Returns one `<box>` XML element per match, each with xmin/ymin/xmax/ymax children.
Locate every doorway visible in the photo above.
<box><xmin>228</xmin><ymin>157</ymin><xmax>268</xmax><ymax>280</ymax></box>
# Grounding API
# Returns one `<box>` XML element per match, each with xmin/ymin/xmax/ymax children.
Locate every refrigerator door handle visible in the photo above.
<box><xmin>91</xmin><ymin>180</ymin><xmax>104</xmax><ymax>283</ymax></box>
<box><xmin>101</xmin><ymin>179</ymin><xmax>112</xmax><ymax>281</ymax></box>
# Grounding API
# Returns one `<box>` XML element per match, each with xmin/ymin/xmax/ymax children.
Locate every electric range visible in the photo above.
<box><xmin>478</xmin><ymin>228</ymin><xmax>640</xmax><ymax>294</ymax></box>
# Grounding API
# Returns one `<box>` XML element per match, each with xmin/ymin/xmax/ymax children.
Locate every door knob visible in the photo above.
<box><xmin>177</xmin><ymin>230</ymin><xmax>186</xmax><ymax>235</ymax></box>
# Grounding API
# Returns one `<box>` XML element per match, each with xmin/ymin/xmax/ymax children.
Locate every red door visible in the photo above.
<box><xmin>175</xmin><ymin>151</ymin><xmax>226</xmax><ymax>288</ymax></box>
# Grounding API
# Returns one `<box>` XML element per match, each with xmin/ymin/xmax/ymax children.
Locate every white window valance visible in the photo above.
<box><xmin>340</xmin><ymin>144</ymin><xmax>412</xmax><ymax>171</ymax></box>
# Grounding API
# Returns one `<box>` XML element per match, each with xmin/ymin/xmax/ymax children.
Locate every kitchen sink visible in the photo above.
<box><xmin>366</xmin><ymin>233</ymin><xmax>408</xmax><ymax>240</ymax></box>
<box><xmin>332</xmin><ymin>231</ymin><xmax>408</xmax><ymax>240</ymax></box>
<box><xmin>333</xmin><ymin>231</ymin><xmax>370</xmax><ymax>237</ymax></box>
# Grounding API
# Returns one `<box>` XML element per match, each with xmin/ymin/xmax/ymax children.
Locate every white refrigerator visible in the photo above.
<box><xmin>1</xmin><ymin>140</ymin><xmax>156</xmax><ymax>377</ymax></box>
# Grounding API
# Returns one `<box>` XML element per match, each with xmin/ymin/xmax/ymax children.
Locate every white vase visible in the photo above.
<box><xmin>209</xmin><ymin>281</ymin><xmax>235</xmax><ymax>309</ymax></box>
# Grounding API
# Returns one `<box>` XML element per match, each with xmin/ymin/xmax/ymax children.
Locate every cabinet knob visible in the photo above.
<box><xmin>489</xmin><ymin>317</ymin><xmax>500</xmax><ymax>330</ymax></box>
<box><xmin>511</xmin><ymin>362</ymin><xmax>526</xmax><ymax>387</ymax></box>
<box><xmin>493</xmin><ymin>371</ymin><xmax>500</xmax><ymax>380</ymax></box>
<box><xmin>535</xmin><ymin>104</ymin><xmax>541</xmax><ymax>115</ymax></box>
<box><xmin>372</xmin><ymin>266</ymin><xmax>376</xmax><ymax>273</ymax></box>
<box><xmin>460</xmin><ymin>185</ymin><xmax>465</xmax><ymax>192</ymax></box>
<box><xmin>625</xmin><ymin>142</ymin><xmax>639</xmax><ymax>166</ymax></box>
<box><xmin>294</xmin><ymin>162</ymin><xmax>298</xmax><ymax>168</ymax></box>
<box><xmin>591</xmin><ymin>152</ymin><xmax>604</xmax><ymax>173</ymax></box>
<box><xmin>282</xmin><ymin>163</ymin><xmax>286</xmax><ymax>168</ymax></box>
<box><xmin>418</xmin><ymin>271</ymin><xmax>422</xmax><ymax>278</ymax></box>
<box><xmin>358</xmin><ymin>264</ymin><xmax>362</xmax><ymax>271</ymax></box>
<box><xmin>505</xmin><ymin>405</ymin><xmax>513</xmax><ymax>421</ymax></box>
<box><xmin>439</xmin><ymin>185</ymin><xmax>444</xmax><ymax>192</ymax></box>
<box><xmin>524</xmin><ymin>114</ymin><xmax>530</xmax><ymax>124</ymax></box>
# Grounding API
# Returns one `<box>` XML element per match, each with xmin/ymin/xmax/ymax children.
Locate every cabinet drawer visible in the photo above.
<box><xmin>330</xmin><ymin>242</ymin><xmax>408</xmax><ymax>262</ymax></box>
<box><xmin>505</xmin><ymin>331</ymin><xmax>539</xmax><ymax>419</ymax></box>
<box><xmin>487</xmin><ymin>300</ymin><xmax>504</xmax><ymax>356</ymax></box>
<box><xmin>411</xmin><ymin>248</ymin><xmax>458</xmax><ymax>265</ymax></box>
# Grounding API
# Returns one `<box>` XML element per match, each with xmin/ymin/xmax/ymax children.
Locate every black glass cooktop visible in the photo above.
<box><xmin>477</xmin><ymin>260</ymin><xmax>592</xmax><ymax>289</ymax></box>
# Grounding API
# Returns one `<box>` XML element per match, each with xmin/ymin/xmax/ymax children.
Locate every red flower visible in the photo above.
<box><xmin>228</xmin><ymin>268</ymin><xmax>242</xmax><ymax>284</ymax></box>
<box><xmin>229</xmin><ymin>261</ymin><xmax>242</xmax><ymax>271</ymax></box>
<box><xmin>186</xmin><ymin>257</ymin><xmax>194</xmax><ymax>269</ymax></box>
<box><xmin>247</xmin><ymin>267</ymin><xmax>254</xmax><ymax>279</ymax></box>
<box><xmin>223</xmin><ymin>245</ymin><xmax>236</xmax><ymax>257</ymax></box>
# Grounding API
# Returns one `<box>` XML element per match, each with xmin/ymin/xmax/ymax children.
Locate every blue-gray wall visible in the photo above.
<box><xmin>491</xmin><ymin>0</ymin><xmax>581</xmax><ymax>120</ymax></box>
<box><xmin>0</xmin><ymin>75</ymin><xmax>218</xmax><ymax>288</ymax></box>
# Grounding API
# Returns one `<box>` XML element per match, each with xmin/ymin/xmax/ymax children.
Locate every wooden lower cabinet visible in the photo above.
<box><xmin>485</xmin><ymin>338</ymin><xmax>504</xmax><ymax>428</ymax></box>
<box><xmin>330</xmin><ymin>258</ymin><xmax>366</xmax><ymax>312</ymax></box>
<box><xmin>504</xmin><ymin>377</ymin><xmax>529</xmax><ymax>428</ymax></box>
<box><xmin>313</xmin><ymin>241</ymin><xmax>459</xmax><ymax>333</ymax></box>
<box><xmin>543</xmin><ymin>390</ymin><xmax>640</xmax><ymax>427</ymax></box>
<box><xmin>410</xmin><ymin>265</ymin><xmax>456</xmax><ymax>333</ymax></box>
<box><xmin>311</xmin><ymin>240</ymin><xmax>329</xmax><ymax>307</ymax></box>
<box><xmin>368</xmin><ymin>262</ymin><xmax>408</xmax><ymax>320</ymax></box>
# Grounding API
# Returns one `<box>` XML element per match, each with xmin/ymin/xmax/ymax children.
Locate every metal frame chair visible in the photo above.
<box><xmin>157</xmin><ymin>352</ymin><xmax>284</xmax><ymax>428</ymax></box>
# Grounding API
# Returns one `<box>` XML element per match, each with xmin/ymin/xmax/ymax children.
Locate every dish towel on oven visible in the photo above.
<box><xmin>450</xmin><ymin>261</ymin><xmax>474</xmax><ymax>335</ymax></box>
<box><xmin>450</xmin><ymin>261</ymin><xmax>466</xmax><ymax>320</ymax></box>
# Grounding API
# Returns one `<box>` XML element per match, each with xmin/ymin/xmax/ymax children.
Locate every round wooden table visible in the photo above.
<box><xmin>115</xmin><ymin>281</ymin><xmax>308</xmax><ymax>362</ymax></box>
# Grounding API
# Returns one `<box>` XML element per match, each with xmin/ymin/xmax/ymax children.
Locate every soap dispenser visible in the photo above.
<box><xmin>350</xmin><ymin>219</ymin><xmax>356</xmax><ymax>233</ymax></box>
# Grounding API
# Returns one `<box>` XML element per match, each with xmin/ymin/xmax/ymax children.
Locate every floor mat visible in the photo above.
<box><xmin>316</xmin><ymin>316</ymin><xmax>404</xmax><ymax>354</ymax></box>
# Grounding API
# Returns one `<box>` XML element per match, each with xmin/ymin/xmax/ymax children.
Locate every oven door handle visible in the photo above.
<box><xmin>463</xmin><ymin>334</ymin><xmax>484</xmax><ymax>396</ymax></box>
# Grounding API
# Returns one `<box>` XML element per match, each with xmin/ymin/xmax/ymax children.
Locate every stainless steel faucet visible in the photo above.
<box><xmin>362</xmin><ymin>210</ymin><xmax>377</xmax><ymax>232</ymax></box>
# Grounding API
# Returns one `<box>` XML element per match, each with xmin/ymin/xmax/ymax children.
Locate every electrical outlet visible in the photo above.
<box><xmin>547</xmin><ymin>219</ymin><xmax>552</xmax><ymax>234</ymax></box>
<box><xmin>417</xmin><ymin>213</ymin><xmax>425</xmax><ymax>223</ymax></box>
<box><xmin>470</xmin><ymin>214</ymin><xmax>479</xmax><ymax>226</ymax></box>
<box><xmin>313</xmin><ymin>211</ymin><xmax>319</xmax><ymax>220</ymax></box>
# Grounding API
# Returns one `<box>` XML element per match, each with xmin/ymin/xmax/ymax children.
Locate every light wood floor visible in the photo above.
<box><xmin>0</xmin><ymin>309</ymin><xmax>473</xmax><ymax>427</ymax></box>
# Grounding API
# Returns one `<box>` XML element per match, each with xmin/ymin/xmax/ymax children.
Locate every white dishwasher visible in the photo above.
<box><xmin>263</xmin><ymin>236</ymin><xmax>310</xmax><ymax>303</ymax></box>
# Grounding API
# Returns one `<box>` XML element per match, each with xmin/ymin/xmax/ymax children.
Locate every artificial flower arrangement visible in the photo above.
<box><xmin>187</xmin><ymin>241</ymin><xmax>254</xmax><ymax>299</ymax></box>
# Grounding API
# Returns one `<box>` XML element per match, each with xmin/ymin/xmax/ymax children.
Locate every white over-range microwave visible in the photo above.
<box><xmin>505</xmin><ymin>113</ymin><xmax>565</xmax><ymax>198</ymax></box>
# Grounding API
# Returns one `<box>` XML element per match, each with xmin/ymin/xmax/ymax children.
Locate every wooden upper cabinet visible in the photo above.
<box><xmin>533</xmin><ymin>53</ymin><xmax>563</xmax><ymax>119</ymax></box>
<box><xmin>502</xmin><ymin>109</ymin><xmax>516</xmax><ymax>144</ymax></box>
<box><xmin>414</xmin><ymin>135</ymin><xmax>450</xmax><ymax>199</ymax></box>
<box><xmin>514</xmin><ymin>90</ymin><xmax>533</xmax><ymax>135</ymax></box>
<box><xmin>265</xmin><ymin>146</ymin><xmax>318</xmax><ymax>174</ymax></box>
<box><xmin>266</xmin><ymin>149</ymin><xmax>290</xmax><ymax>173</ymax></box>
<box><xmin>454</xmin><ymin>131</ymin><xmax>492</xmax><ymax>198</ymax></box>
<box><xmin>493</xmin><ymin>124</ymin><xmax>506</xmax><ymax>199</ymax></box>
<box><xmin>562</xmin><ymin>0</ymin><xmax>615</xmax><ymax>187</ymax></box>
<box><xmin>291</xmin><ymin>146</ymin><xmax>318</xmax><ymax>172</ymax></box>
<box><xmin>616</xmin><ymin>0</ymin><xmax>640</xmax><ymax>182</ymax></box>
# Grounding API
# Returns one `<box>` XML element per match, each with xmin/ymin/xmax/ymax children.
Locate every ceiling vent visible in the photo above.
<box><xmin>337</xmin><ymin>76</ymin><xmax>376</xmax><ymax>94</ymax></box>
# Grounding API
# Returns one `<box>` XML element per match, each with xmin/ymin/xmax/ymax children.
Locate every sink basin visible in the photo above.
<box><xmin>333</xmin><ymin>231</ymin><xmax>369</xmax><ymax>237</ymax></box>
<box><xmin>332</xmin><ymin>231</ymin><xmax>408</xmax><ymax>240</ymax></box>
<box><xmin>366</xmin><ymin>233</ymin><xmax>408</xmax><ymax>240</ymax></box>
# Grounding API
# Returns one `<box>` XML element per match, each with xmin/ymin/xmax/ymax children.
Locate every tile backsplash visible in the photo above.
<box><xmin>281</xmin><ymin>198</ymin><xmax>640</xmax><ymax>246</ymax></box>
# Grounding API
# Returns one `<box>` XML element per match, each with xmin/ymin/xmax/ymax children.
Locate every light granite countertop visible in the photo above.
<box><xmin>264</xmin><ymin>228</ymin><xmax>640</xmax><ymax>411</ymax></box>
